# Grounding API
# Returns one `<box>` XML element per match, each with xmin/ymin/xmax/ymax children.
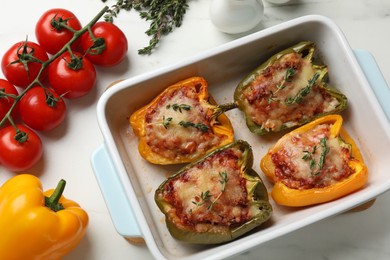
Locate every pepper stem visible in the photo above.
<box><xmin>214</xmin><ymin>102</ymin><xmax>238</xmax><ymax>118</ymax></box>
<box><xmin>45</xmin><ymin>179</ymin><xmax>66</xmax><ymax>212</ymax></box>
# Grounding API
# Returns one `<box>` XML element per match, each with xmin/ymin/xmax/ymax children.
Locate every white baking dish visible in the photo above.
<box><xmin>92</xmin><ymin>15</ymin><xmax>390</xmax><ymax>260</ymax></box>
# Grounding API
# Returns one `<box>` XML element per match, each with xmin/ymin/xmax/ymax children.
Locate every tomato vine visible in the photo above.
<box><xmin>0</xmin><ymin>6</ymin><xmax>109</xmax><ymax>129</ymax></box>
<box><xmin>0</xmin><ymin>6</ymin><xmax>126</xmax><ymax>171</ymax></box>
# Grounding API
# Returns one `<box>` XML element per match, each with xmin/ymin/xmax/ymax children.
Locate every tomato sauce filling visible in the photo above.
<box><xmin>161</xmin><ymin>147</ymin><xmax>252</xmax><ymax>228</ymax></box>
<box><xmin>144</xmin><ymin>84</ymin><xmax>225</xmax><ymax>160</ymax></box>
<box><xmin>271</xmin><ymin>123</ymin><xmax>354</xmax><ymax>189</ymax></box>
<box><xmin>242</xmin><ymin>52</ymin><xmax>339</xmax><ymax>132</ymax></box>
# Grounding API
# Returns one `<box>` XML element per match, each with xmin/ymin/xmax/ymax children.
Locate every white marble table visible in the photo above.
<box><xmin>0</xmin><ymin>0</ymin><xmax>389</xmax><ymax>259</ymax></box>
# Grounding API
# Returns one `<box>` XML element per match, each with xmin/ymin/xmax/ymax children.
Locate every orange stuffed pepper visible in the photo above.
<box><xmin>260</xmin><ymin>114</ymin><xmax>368</xmax><ymax>207</ymax></box>
<box><xmin>130</xmin><ymin>76</ymin><xmax>235</xmax><ymax>165</ymax></box>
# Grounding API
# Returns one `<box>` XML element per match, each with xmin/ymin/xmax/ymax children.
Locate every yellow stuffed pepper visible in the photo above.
<box><xmin>130</xmin><ymin>76</ymin><xmax>236</xmax><ymax>165</ymax></box>
<box><xmin>260</xmin><ymin>114</ymin><xmax>368</xmax><ymax>207</ymax></box>
<box><xmin>0</xmin><ymin>174</ymin><xmax>89</xmax><ymax>260</ymax></box>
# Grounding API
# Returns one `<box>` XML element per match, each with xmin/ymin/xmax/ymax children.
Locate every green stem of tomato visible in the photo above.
<box><xmin>0</xmin><ymin>5</ymin><xmax>109</xmax><ymax>129</ymax></box>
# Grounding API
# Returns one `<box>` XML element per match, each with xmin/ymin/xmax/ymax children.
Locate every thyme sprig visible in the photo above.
<box><xmin>102</xmin><ymin>0</ymin><xmax>189</xmax><ymax>55</ymax></box>
<box><xmin>302</xmin><ymin>137</ymin><xmax>330</xmax><ymax>176</ymax></box>
<box><xmin>158</xmin><ymin>101</ymin><xmax>208</xmax><ymax>132</ymax></box>
<box><xmin>166</xmin><ymin>103</ymin><xmax>191</xmax><ymax>113</ymax></box>
<box><xmin>268</xmin><ymin>67</ymin><xmax>296</xmax><ymax>104</ymax></box>
<box><xmin>191</xmin><ymin>171</ymin><xmax>228</xmax><ymax>211</ymax></box>
<box><xmin>158</xmin><ymin>117</ymin><xmax>209</xmax><ymax>132</ymax></box>
<box><xmin>179</xmin><ymin>121</ymin><xmax>209</xmax><ymax>132</ymax></box>
<box><xmin>318</xmin><ymin>137</ymin><xmax>330</xmax><ymax>170</ymax></box>
<box><xmin>162</xmin><ymin>103</ymin><xmax>208</xmax><ymax>130</ymax></box>
<box><xmin>285</xmin><ymin>72</ymin><xmax>320</xmax><ymax>105</ymax></box>
<box><xmin>192</xmin><ymin>190</ymin><xmax>212</xmax><ymax>208</ymax></box>
<box><xmin>218</xmin><ymin>171</ymin><xmax>228</xmax><ymax>192</ymax></box>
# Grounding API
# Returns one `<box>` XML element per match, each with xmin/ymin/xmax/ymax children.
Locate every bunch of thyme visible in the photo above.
<box><xmin>102</xmin><ymin>0</ymin><xmax>189</xmax><ymax>55</ymax></box>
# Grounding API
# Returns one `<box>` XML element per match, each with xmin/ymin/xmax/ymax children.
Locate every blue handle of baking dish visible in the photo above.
<box><xmin>354</xmin><ymin>49</ymin><xmax>390</xmax><ymax>122</ymax></box>
<box><xmin>90</xmin><ymin>50</ymin><xmax>390</xmax><ymax>239</ymax></box>
<box><xmin>91</xmin><ymin>143</ymin><xmax>142</xmax><ymax>238</ymax></box>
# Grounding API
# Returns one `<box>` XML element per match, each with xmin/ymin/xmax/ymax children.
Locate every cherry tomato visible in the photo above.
<box><xmin>48</xmin><ymin>51</ymin><xmax>96</xmax><ymax>99</ymax></box>
<box><xmin>0</xmin><ymin>124</ymin><xmax>43</xmax><ymax>171</ymax></box>
<box><xmin>35</xmin><ymin>8</ymin><xmax>82</xmax><ymax>55</ymax></box>
<box><xmin>19</xmin><ymin>86</ymin><xmax>66</xmax><ymax>131</ymax></box>
<box><xmin>1</xmin><ymin>41</ymin><xmax>49</xmax><ymax>88</ymax></box>
<box><xmin>0</xmin><ymin>79</ymin><xmax>19</xmax><ymax>123</ymax></box>
<box><xmin>80</xmin><ymin>21</ymin><xmax>128</xmax><ymax>67</ymax></box>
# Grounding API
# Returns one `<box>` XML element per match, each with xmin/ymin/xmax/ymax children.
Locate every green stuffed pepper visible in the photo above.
<box><xmin>234</xmin><ymin>41</ymin><xmax>348</xmax><ymax>135</ymax></box>
<box><xmin>155</xmin><ymin>140</ymin><xmax>272</xmax><ymax>244</ymax></box>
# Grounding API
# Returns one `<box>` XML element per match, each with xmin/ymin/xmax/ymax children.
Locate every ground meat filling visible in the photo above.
<box><xmin>161</xmin><ymin>147</ymin><xmax>251</xmax><ymax>228</ymax></box>
<box><xmin>242</xmin><ymin>52</ymin><xmax>340</xmax><ymax>132</ymax></box>
<box><xmin>271</xmin><ymin>123</ymin><xmax>355</xmax><ymax>190</ymax></box>
<box><xmin>144</xmin><ymin>84</ymin><xmax>224</xmax><ymax>161</ymax></box>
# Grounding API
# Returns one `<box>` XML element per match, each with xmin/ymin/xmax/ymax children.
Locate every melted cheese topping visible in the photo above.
<box><xmin>144</xmin><ymin>85</ymin><xmax>225</xmax><ymax>161</ymax></box>
<box><xmin>161</xmin><ymin>147</ymin><xmax>254</xmax><ymax>228</ymax></box>
<box><xmin>271</xmin><ymin>123</ymin><xmax>354</xmax><ymax>189</ymax></box>
<box><xmin>242</xmin><ymin>52</ymin><xmax>340</xmax><ymax>132</ymax></box>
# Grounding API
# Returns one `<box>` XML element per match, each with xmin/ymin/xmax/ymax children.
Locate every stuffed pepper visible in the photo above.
<box><xmin>155</xmin><ymin>140</ymin><xmax>272</xmax><ymax>244</ymax></box>
<box><xmin>260</xmin><ymin>114</ymin><xmax>368</xmax><ymax>207</ymax></box>
<box><xmin>234</xmin><ymin>41</ymin><xmax>347</xmax><ymax>135</ymax></box>
<box><xmin>130</xmin><ymin>76</ymin><xmax>235</xmax><ymax>165</ymax></box>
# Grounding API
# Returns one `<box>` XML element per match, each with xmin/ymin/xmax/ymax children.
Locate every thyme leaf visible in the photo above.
<box><xmin>166</xmin><ymin>103</ymin><xmax>191</xmax><ymax>113</ymax></box>
<box><xmin>102</xmin><ymin>0</ymin><xmax>189</xmax><ymax>55</ymax></box>
<box><xmin>162</xmin><ymin>116</ymin><xmax>172</xmax><ymax>129</ymax></box>
<box><xmin>179</xmin><ymin>121</ymin><xmax>209</xmax><ymax>132</ymax></box>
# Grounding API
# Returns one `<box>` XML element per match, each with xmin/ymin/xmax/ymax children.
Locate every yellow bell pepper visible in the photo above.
<box><xmin>260</xmin><ymin>114</ymin><xmax>368</xmax><ymax>207</ymax></box>
<box><xmin>0</xmin><ymin>174</ymin><xmax>89</xmax><ymax>260</ymax></box>
<box><xmin>130</xmin><ymin>76</ymin><xmax>235</xmax><ymax>165</ymax></box>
